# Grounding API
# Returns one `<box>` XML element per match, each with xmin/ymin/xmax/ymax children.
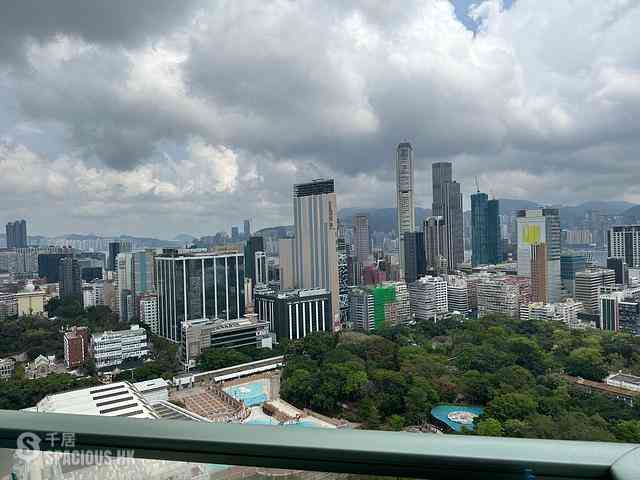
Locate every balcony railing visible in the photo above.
<box><xmin>1</xmin><ymin>409</ymin><xmax>639</xmax><ymax>480</ymax></box>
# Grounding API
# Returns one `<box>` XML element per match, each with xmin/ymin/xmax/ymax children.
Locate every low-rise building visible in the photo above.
<box><xmin>0</xmin><ymin>292</ymin><xmax>17</xmax><ymax>320</ymax></box>
<box><xmin>91</xmin><ymin>325</ymin><xmax>149</xmax><ymax>370</ymax></box>
<box><xmin>64</xmin><ymin>326</ymin><xmax>90</xmax><ymax>369</ymax></box>
<box><xmin>16</xmin><ymin>283</ymin><xmax>47</xmax><ymax>317</ymax></box>
<box><xmin>180</xmin><ymin>317</ymin><xmax>269</xmax><ymax>368</ymax></box>
<box><xmin>606</xmin><ymin>372</ymin><xmax>640</xmax><ymax>393</ymax></box>
<box><xmin>25</xmin><ymin>354</ymin><xmax>56</xmax><ymax>379</ymax></box>
<box><xmin>520</xmin><ymin>299</ymin><xmax>584</xmax><ymax>328</ymax></box>
<box><xmin>0</xmin><ymin>357</ymin><xmax>15</xmax><ymax>380</ymax></box>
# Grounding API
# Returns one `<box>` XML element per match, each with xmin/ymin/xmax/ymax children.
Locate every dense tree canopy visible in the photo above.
<box><xmin>280</xmin><ymin>315</ymin><xmax>640</xmax><ymax>441</ymax></box>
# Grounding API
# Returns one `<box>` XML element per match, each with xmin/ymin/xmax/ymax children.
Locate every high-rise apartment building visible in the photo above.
<box><xmin>607</xmin><ymin>257</ymin><xmax>629</xmax><ymax>285</ymax></box>
<box><xmin>408</xmin><ymin>275</ymin><xmax>448</xmax><ymax>321</ymax></box>
<box><xmin>432</xmin><ymin>162</ymin><xmax>464</xmax><ymax>271</ymax></box>
<box><xmin>5</xmin><ymin>220</ymin><xmax>27</xmax><ymax>249</ymax></box>
<box><xmin>349</xmin><ymin>282</ymin><xmax>408</xmax><ymax>331</ymax></box>
<box><xmin>292</xmin><ymin>179</ymin><xmax>340</xmax><ymax>331</ymax></box>
<box><xmin>424</xmin><ymin>216</ymin><xmax>449</xmax><ymax>274</ymax></box>
<box><xmin>608</xmin><ymin>225</ymin><xmax>640</xmax><ymax>268</ymax></box>
<box><xmin>108</xmin><ymin>241</ymin><xmax>131</xmax><ymax>272</ymax></box>
<box><xmin>575</xmin><ymin>268</ymin><xmax>616</xmax><ymax>314</ymax></box>
<box><xmin>446</xmin><ymin>275</ymin><xmax>469</xmax><ymax>313</ymax></box>
<box><xmin>155</xmin><ymin>252</ymin><xmax>245</xmax><ymax>342</ymax></box>
<box><xmin>59</xmin><ymin>257</ymin><xmax>82</xmax><ymax>300</ymax></box>
<box><xmin>353</xmin><ymin>214</ymin><xmax>371</xmax><ymax>264</ymax></box>
<box><xmin>477</xmin><ymin>276</ymin><xmax>530</xmax><ymax>320</ymax></box>
<box><xmin>403</xmin><ymin>231</ymin><xmax>426</xmax><ymax>284</ymax></box>
<box><xmin>396</xmin><ymin>143</ymin><xmax>415</xmax><ymax>274</ymax></box>
<box><xmin>530</xmin><ymin>243</ymin><xmax>549</xmax><ymax>303</ymax></box>
<box><xmin>516</xmin><ymin>209</ymin><xmax>561</xmax><ymax>302</ymax></box>
<box><xmin>471</xmin><ymin>193</ymin><xmax>501</xmax><ymax>266</ymax></box>
<box><xmin>139</xmin><ymin>293</ymin><xmax>159</xmax><ymax>335</ymax></box>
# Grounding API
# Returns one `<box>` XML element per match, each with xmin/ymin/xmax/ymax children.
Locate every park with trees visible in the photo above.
<box><xmin>280</xmin><ymin>314</ymin><xmax>640</xmax><ymax>442</ymax></box>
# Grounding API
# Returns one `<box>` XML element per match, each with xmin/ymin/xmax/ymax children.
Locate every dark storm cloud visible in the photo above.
<box><xmin>0</xmin><ymin>0</ymin><xmax>201</xmax><ymax>64</ymax></box>
<box><xmin>1</xmin><ymin>0</ymin><xmax>640</xmax><ymax>236</ymax></box>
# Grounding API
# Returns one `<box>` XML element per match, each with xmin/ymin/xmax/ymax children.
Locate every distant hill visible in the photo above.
<box><xmin>497</xmin><ymin>199</ymin><xmax>540</xmax><ymax>215</ymax></box>
<box><xmin>622</xmin><ymin>205</ymin><xmax>640</xmax><ymax>224</ymax></box>
<box><xmin>338</xmin><ymin>207</ymin><xmax>431</xmax><ymax>233</ymax></box>
<box><xmin>255</xmin><ymin>225</ymin><xmax>294</xmax><ymax>238</ymax></box>
<box><xmin>173</xmin><ymin>234</ymin><xmax>196</xmax><ymax>242</ymax></box>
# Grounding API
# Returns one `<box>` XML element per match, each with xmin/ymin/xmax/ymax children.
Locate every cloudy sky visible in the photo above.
<box><xmin>1</xmin><ymin>0</ymin><xmax>639</xmax><ymax>238</ymax></box>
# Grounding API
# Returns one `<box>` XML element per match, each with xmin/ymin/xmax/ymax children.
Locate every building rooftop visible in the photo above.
<box><xmin>30</xmin><ymin>381</ymin><xmax>158</xmax><ymax>419</ymax></box>
<box><xmin>608</xmin><ymin>372</ymin><xmax>640</xmax><ymax>386</ymax></box>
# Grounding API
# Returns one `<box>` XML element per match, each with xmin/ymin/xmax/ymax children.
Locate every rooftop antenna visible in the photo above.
<box><xmin>474</xmin><ymin>176</ymin><xmax>480</xmax><ymax>193</ymax></box>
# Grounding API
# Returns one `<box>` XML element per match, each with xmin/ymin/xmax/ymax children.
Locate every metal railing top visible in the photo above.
<box><xmin>0</xmin><ymin>409</ymin><xmax>638</xmax><ymax>480</ymax></box>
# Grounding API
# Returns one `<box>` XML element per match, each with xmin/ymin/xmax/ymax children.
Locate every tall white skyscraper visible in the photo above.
<box><xmin>293</xmin><ymin>179</ymin><xmax>340</xmax><ymax>331</ymax></box>
<box><xmin>396</xmin><ymin>142</ymin><xmax>416</xmax><ymax>274</ymax></box>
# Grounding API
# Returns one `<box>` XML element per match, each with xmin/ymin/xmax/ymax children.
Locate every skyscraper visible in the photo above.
<box><xmin>292</xmin><ymin>179</ymin><xmax>340</xmax><ymax>331</ymax></box>
<box><xmin>5</xmin><ymin>220</ymin><xmax>27</xmax><ymax>249</ymax></box>
<box><xmin>59</xmin><ymin>257</ymin><xmax>82</xmax><ymax>301</ymax></box>
<box><xmin>403</xmin><ymin>232</ymin><xmax>426</xmax><ymax>284</ymax></box>
<box><xmin>424</xmin><ymin>216</ymin><xmax>448</xmax><ymax>274</ymax></box>
<box><xmin>108</xmin><ymin>241</ymin><xmax>131</xmax><ymax>272</ymax></box>
<box><xmin>516</xmin><ymin>208</ymin><xmax>561</xmax><ymax>303</ymax></box>
<box><xmin>352</xmin><ymin>214</ymin><xmax>370</xmax><ymax>263</ymax></box>
<box><xmin>243</xmin><ymin>219</ymin><xmax>251</xmax><ymax>237</ymax></box>
<box><xmin>608</xmin><ymin>225</ymin><xmax>640</xmax><ymax>268</ymax></box>
<box><xmin>155</xmin><ymin>252</ymin><xmax>245</xmax><ymax>342</ymax></box>
<box><xmin>471</xmin><ymin>193</ymin><xmax>502</xmax><ymax>266</ymax></box>
<box><xmin>432</xmin><ymin>162</ymin><xmax>463</xmax><ymax>271</ymax></box>
<box><xmin>396</xmin><ymin>143</ymin><xmax>415</xmax><ymax>274</ymax></box>
<box><xmin>244</xmin><ymin>236</ymin><xmax>265</xmax><ymax>294</ymax></box>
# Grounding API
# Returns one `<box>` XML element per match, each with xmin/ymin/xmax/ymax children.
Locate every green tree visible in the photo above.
<box><xmin>281</xmin><ymin>368</ymin><xmax>315</xmax><ymax>408</ymax></box>
<box><xmin>386</xmin><ymin>414</ymin><xmax>406</xmax><ymax>431</ymax></box>
<box><xmin>476</xmin><ymin>418</ymin><xmax>503</xmax><ymax>437</ymax></box>
<box><xmin>566</xmin><ymin>347</ymin><xmax>607</xmax><ymax>381</ymax></box>
<box><xmin>486</xmin><ymin>392</ymin><xmax>539</xmax><ymax>422</ymax></box>
<box><xmin>614</xmin><ymin>420</ymin><xmax>640</xmax><ymax>442</ymax></box>
<box><xmin>198</xmin><ymin>348</ymin><xmax>251</xmax><ymax>370</ymax></box>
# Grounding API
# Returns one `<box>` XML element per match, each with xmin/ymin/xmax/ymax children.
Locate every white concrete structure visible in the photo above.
<box><xmin>606</xmin><ymin>372</ymin><xmax>640</xmax><ymax>392</ymax></box>
<box><xmin>30</xmin><ymin>381</ymin><xmax>158</xmax><ymax>418</ymax></box>
<box><xmin>408</xmin><ymin>275</ymin><xmax>448</xmax><ymax>321</ymax></box>
<box><xmin>139</xmin><ymin>293</ymin><xmax>159</xmax><ymax>334</ymax></box>
<box><xmin>446</xmin><ymin>275</ymin><xmax>469</xmax><ymax>313</ymax></box>
<box><xmin>91</xmin><ymin>325</ymin><xmax>148</xmax><ymax>370</ymax></box>
<box><xmin>0</xmin><ymin>357</ymin><xmax>15</xmax><ymax>380</ymax></box>
<box><xmin>133</xmin><ymin>378</ymin><xmax>170</xmax><ymax>404</ymax></box>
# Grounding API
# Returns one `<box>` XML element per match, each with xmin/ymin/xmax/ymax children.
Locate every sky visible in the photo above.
<box><xmin>1</xmin><ymin>0</ymin><xmax>640</xmax><ymax>238</ymax></box>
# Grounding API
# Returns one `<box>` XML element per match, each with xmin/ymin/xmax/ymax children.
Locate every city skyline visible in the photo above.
<box><xmin>1</xmin><ymin>1</ymin><xmax>640</xmax><ymax>237</ymax></box>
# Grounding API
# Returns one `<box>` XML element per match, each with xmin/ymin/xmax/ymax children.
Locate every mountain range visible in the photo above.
<box><xmin>338</xmin><ymin>200</ymin><xmax>639</xmax><ymax>233</ymax></box>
